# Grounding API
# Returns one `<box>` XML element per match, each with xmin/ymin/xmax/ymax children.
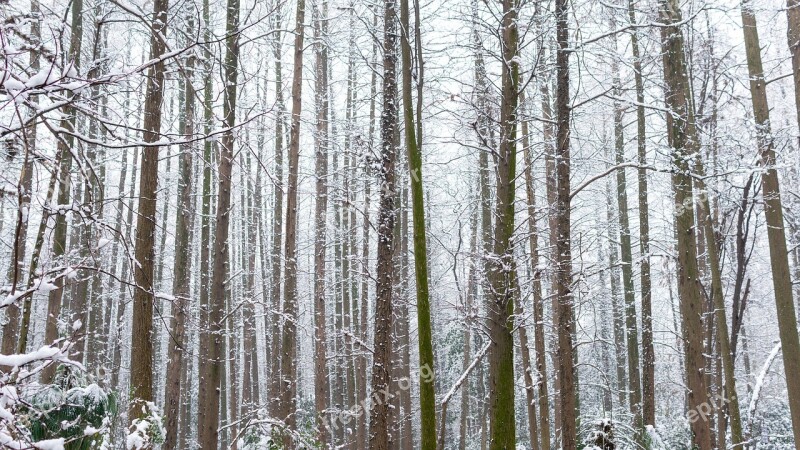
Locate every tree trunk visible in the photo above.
<box><xmin>486</xmin><ymin>0</ymin><xmax>519</xmax><ymax>447</ymax></box>
<box><xmin>519</xmin><ymin>95</ymin><xmax>540</xmax><ymax>450</ymax></box>
<box><xmin>554</xmin><ymin>0</ymin><xmax>577</xmax><ymax>447</ymax></box>
<box><xmin>610</xmin><ymin>22</ymin><xmax>644</xmax><ymax>442</ymax></box>
<box><xmin>313</xmin><ymin>2</ymin><xmax>331</xmax><ymax>444</ymax></box>
<box><xmin>198</xmin><ymin>0</ymin><xmax>239</xmax><ymax>442</ymax></box>
<box><xmin>268</xmin><ymin>1</ymin><xmax>285</xmax><ymax>418</ymax></box>
<box><xmin>745</xmin><ymin>0</ymin><xmax>800</xmax><ymax>443</ymax></box>
<box><xmin>628</xmin><ymin>0</ymin><xmax>655</xmax><ymax>427</ymax></box>
<box><xmin>39</xmin><ymin>0</ymin><xmax>82</xmax><ymax>383</ymax></box>
<box><xmin>399</xmin><ymin>0</ymin><xmax>436</xmax><ymax>445</ymax></box>
<box><xmin>195</xmin><ymin>0</ymin><xmax>215</xmax><ymax>436</ymax></box>
<box><xmin>370</xmin><ymin>0</ymin><xmax>399</xmax><ymax>444</ymax></box>
<box><xmin>2</xmin><ymin>149</ymin><xmax>33</xmax><ymax>359</ymax></box>
<box><xmin>129</xmin><ymin>0</ymin><xmax>168</xmax><ymax>423</ymax></box>
<box><xmin>460</xmin><ymin>205</ymin><xmax>478</xmax><ymax>450</ymax></box>
<box><xmin>279</xmin><ymin>0</ymin><xmax>305</xmax><ymax>442</ymax></box>
<box><xmin>523</xmin><ymin>98</ymin><xmax>549</xmax><ymax>450</ymax></box>
<box><xmin>163</xmin><ymin>32</ymin><xmax>196</xmax><ymax>448</ymax></box>
<box><xmin>658</xmin><ymin>1</ymin><xmax>713</xmax><ymax>448</ymax></box>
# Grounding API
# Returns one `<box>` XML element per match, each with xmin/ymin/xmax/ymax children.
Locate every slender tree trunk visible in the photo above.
<box><xmin>111</xmin><ymin>147</ymin><xmax>138</xmax><ymax>389</ymax></box>
<box><xmin>523</xmin><ymin>101</ymin><xmax>549</xmax><ymax>450</ymax></box>
<box><xmin>195</xmin><ymin>0</ymin><xmax>215</xmax><ymax>435</ymax></box>
<box><xmin>2</xmin><ymin>150</ymin><xmax>33</xmax><ymax>359</ymax></box>
<box><xmin>163</xmin><ymin>34</ymin><xmax>196</xmax><ymax>449</ymax></box>
<box><xmin>744</xmin><ymin>1</ymin><xmax>800</xmax><ymax>443</ymax></box>
<box><xmin>398</xmin><ymin>0</ymin><xmax>436</xmax><ymax>444</ymax></box>
<box><xmin>40</xmin><ymin>0</ymin><xmax>83</xmax><ymax>383</ymax></box>
<box><xmin>486</xmin><ymin>0</ymin><xmax>519</xmax><ymax>447</ymax></box>
<box><xmin>198</xmin><ymin>0</ymin><xmax>239</xmax><ymax>442</ymax></box>
<box><xmin>129</xmin><ymin>0</ymin><xmax>168</xmax><ymax>422</ymax></box>
<box><xmin>357</xmin><ymin>12</ymin><xmax>378</xmax><ymax>443</ymax></box>
<box><xmin>313</xmin><ymin>2</ymin><xmax>330</xmax><ymax>444</ymax></box>
<box><xmin>610</xmin><ymin>24</ymin><xmax>644</xmax><ymax>442</ymax></box>
<box><xmin>554</xmin><ymin>0</ymin><xmax>577</xmax><ymax>447</ymax></box>
<box><xmin>279</xmin><ymin>0</ymin><xmax>305</xmax><ymax>441</ymax></box>
<box><xmin>268</xmin><ymin>1</ymin><xmax>285</xmax><ymax>417</ymax></box>
<box><xmin>658</xmin><ymin>1</ymin><xmax>712</xmax><ymax>448</ymax></box>
<box><xmin>459</xmin><ymin>205</ymin><xmax>478</xmax><ymax>450</ymax></box>
<box><xmin>370</xmin><ymin>0</ymin><xmax>399</xmax><ymax>444</ymax></box>
<box><xmin>518</xmin><ymin>96</ymin><xmax>539</xmax><ymax>450</ymax></box>
<box><xmin>627</xmin><ymin>0</ymin><xmax>655</xmax><ymax>427</ymax></box>
<box><xmin>3</xmin><ymin>0</ymin><xmax>40</xmax><ymax>358</ymax></box>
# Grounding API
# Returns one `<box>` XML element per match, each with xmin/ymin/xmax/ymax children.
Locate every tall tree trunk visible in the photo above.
<box><xmin>605</xmin><ymin>174</ymin><xmax>628</xmax><ymax>409</ymax></box>
<box><xmin>268</xmin><ymin>1</ymin><xmax>285</xmax><ymax>418</ymax></box>
<box><xmin>745</xmin><ymin>0</ymin><xmax>800</xmax><ymax>443</ymax></box>
<box><xmin>357</xmin><ymin>10</ymin><xmax>378</xmax><ymax>443</ymax></box>
<box><xmin>195</xmin><ymin>0</ymin><xmax>215</xmax><ymax>435</ymax></box>
<box><xmin>3</xmin><ymin>0</ymin><xmax>39</xmax><ymax>358</ymax></box>
<box><xmin>3</xmin><ymin>151</ymin><xmax>32</xmax><ymax>357</ymax></box>
<box><xmin>39</xmin><ymin>0</ymin><xmax>83</xmax><ymax>383</ymax></box>
<box><xmin>610</xmin><ymin>23</ymin><xmax>644</xmax><ymax>442</ymax></box>
<box><xmin>486</xmin><ymin>0</ymin><xmax>519</xmax><ymax>447</ymax></box>
<box><xmin>111</xmin><ymin>147</ymin><xmax>138</xmax><ymax>389</ymax></box>
<box><xmin>460</xmin><ymin>204</ymin><xmax>479</xmax><ymax>450</ymax></box>
<box><xmin>554</xmin><ymin>0</ymin><xmax>577</xmax><ymax>447</ymax></box>
<box><xmin>627</xmin><ymin>0</ymin><xmax>655</xmax><ymax>427</ymax></box>
<box><xmin>370</xmin><ymin>0</ymin><xmax>399</xmax><ymax>444</ymax></box>
<box><xmin>399</xmin><ymin>0</ymin><xmax>436</xmax><ymax>445</ymax></box>
<box><xmin>129</xmin><ymin>0</ymin><xmax>168</xmax><ymax>422</ymax></box>
<box><xmin>198</xmin><ymin>0</ymin><xmax>239</xmax><ymax>442</ymax></box>
<box><xmin>313</xmin><ymin>2</ymin><xmax>330</xmax><ymax>444</ymax></box>
<box><xmin>658</xmin><ymin>1</ymin><xmax>712</xmax><ymax>448</ymax></box>
<box><xmin>279</xmin><ymin>0</ymin><xmax>305</xmax><ymax>441</ymax></box>
<box><xmin>163</xmin><ymin>32</ymin><xmax>196</xmax><ymax>448</ymax></box>
<box><xmin>523</xmin><ymin>98</ymin><xmax>549</xmax><ymax>450</ymax></box>
<box><xmin>518</xmin><ymin>96</ymin><xmax>539</xmax><ymax>450</ymax></box>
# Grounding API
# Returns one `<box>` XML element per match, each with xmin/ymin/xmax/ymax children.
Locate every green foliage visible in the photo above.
<box><xmin>127</xmin><ymin>401</ymin><xmax>165</xmax><ymax>449</ymax></box>
<box><xmin>18</xmin><ymin>367</ymin><xmax>117</xmax><ymax>449</ymax></box>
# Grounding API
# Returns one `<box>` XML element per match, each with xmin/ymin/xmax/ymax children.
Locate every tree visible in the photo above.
<box><xmin>129</xmin><ymin>0</ymin><xmax>168</xmax><ymax>423</ymax></box>
<box><xmin>399</xmin><ymin>0</ymin><xmax>436</xmax><ymax>444</ymax></box>
<box><xmin>312</xmin><ymin>0</ymin><xmax>331</xmax><ymax>444</ymax></box>
<box><xmin>627</xmin><ymin>0</ymin><xmax>655</xmax><ymax>427</ymax></box>
<box><xmin>197</xmin><ymin>0</ymin><xmax>239</xmax><ymax>442</ymax></box>
<box><xmin>610</xmin><ymin>16</ymin><xmax>644</xmax><ymax>443</ymax></box>
<box><xmin>658</xmin><ymin>0</ymin><xmax>712</xmax><ymax>448</ymax></box>
<box><xmin>744</xmin><ymin>0</ymin><xmax>800</xmax><ymax>443</ymax></box>
<box><xmin>370</xmin><ymin>0</ymin><xmax>399</xmax><ymax>444</ymax></box>
<box><xmin>278</xmin><ymin>0</ymin><xmax>306</xmax><ymax>441</ymax></box>
<box><xmin>162</xmin><ymin>22</ymin><xmax>196</xmax><ymax>447</ymax></box>
<box><xmin>486</xmin><ymin>0</ymin><xmax>519</xmax><ymax>447</ymax></box>
<box><xmin>553</xmin><ymin>0</ymin><xmax>578</xmax><ymax>447</ymax></box>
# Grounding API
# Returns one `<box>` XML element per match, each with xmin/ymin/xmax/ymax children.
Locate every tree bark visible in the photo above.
<box><xmin>313</xmin><ymin>2</ymin><xmax>330</xmax><ymax>444</ymax></box>
<box><xmin>553</xmin><ymin>0</ymin><xmax>577</xmax><ymax>447</ymax></box>
<box><xmin>129</xmin><ymin>0</ymin><xmax>168</xmax><ymax>423</ymax></box>
<box><xmin>745</xmin><ymin>0</ymin><xmax>800</xmax><ymax>443</ymax></box>
<box><xmin>370</xmin><ymin>0</ymin><xmax>399</xmax><ymax>444</ymax></box>
<box><xmin>399</xmin><ymin>0</ymin><xmax>436</xmax><ymax>445</ymax></box>
<box><xmin>162</xmin><ymin>31</ymin><xmax>196</xmax><ymax>448</ymax></box>
<box><xmin>610</xmin><ymin>22</ymin><xmax>644</xmax><ymax>442</ymax></box>
<box><xmin>627</xmin><ymin>0</ymin><xmax>655</xmax><ymax>427</ymax></box>
<box><xmin>279</xmin><ymin>0</ymin><xmax>305</xmax><ymax>442</ymax></box>
<box><xmin>658</xmin><ymin>1</ymin><xmax>713</xmax><ymax>448</ymax></box>
<box><xmin>39</xmin><ymin>0</ymin><xmax>82</xmax><ymax>383</ymax></box>
<box><xmin>198</xmin><ymin>0</ymin><xmax>239</xmax><ymax>442</ymax></box>
<box><xmin>268</xmin><ymin>1</ymin><xmax>285</xmax><ymax>418</ymax></box>
<box><xmin>486</xmin><ymin>0</ymin><xmax>519</xmax><ymax>447</ymax></box>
